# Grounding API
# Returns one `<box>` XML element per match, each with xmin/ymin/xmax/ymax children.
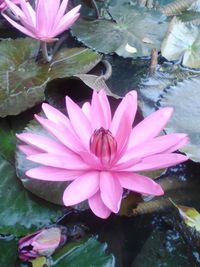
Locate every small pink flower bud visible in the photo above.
<box><xmin>90</xmin><ymin>127</ymin><xmax>117</xmax><ymax>164</ymax></box>
<box><xmin>18</xmin><ymin>226</ymin><xmax>67</xmax><ymax>261</ymax></box>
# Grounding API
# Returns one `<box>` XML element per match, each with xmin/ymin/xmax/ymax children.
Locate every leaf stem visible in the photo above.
<box><xmin>101</xmin><ymin>60</ymin><xmax>112</xmax><ymax>80</ymax></box>
<box><xmin>41</xmin><ymin>41</ymin><xmax>52</xmax><ymax>62</ymax></box>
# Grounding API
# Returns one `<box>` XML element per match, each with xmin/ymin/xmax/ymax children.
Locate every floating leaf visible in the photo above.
<box><xmin>72</xmin><ymin>4</ymin><xmax>168</xmax><ymax>58</ymax></box>
<box><xmin>159</xmin><ymin>77</ymin><xmax>200</xmax><ymax>162</ymax></box>
<box><xmin>161</xmin><ymin>17</ymin><xmax>200</xmax><ymax>68</ymax></box>
<box><xmin>49</xmin><ymin>48</ymin><xmax>102</xmax><ymax>80</ymax></box>
<box><xmin>52</xmin><ymin>237</ymin><xmax>115</xmax><ymax>267</ymax></box>
<box><xmin>138</xmin><ymin>63</ymin><xmax>199</xmax><ymax>116</ymax></box>
<box><xmin>0</xmin><ymin>38</ymin><xmax>101</xmax><ymax>117</ymax></box>
<box><xmin>0</xmin><ymin>38</ymin><xmax>48</xmax><ymax>117</ymax></box>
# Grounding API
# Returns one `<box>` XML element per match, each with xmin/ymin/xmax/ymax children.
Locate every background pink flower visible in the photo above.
<box><xmin>17</xmin><ymin>90</ymin><xmax>188</xmax><ymax>219</ymax></box>
<box><xmin>0</xmin><ymin>0</ymin><xmax>19</xmax><ymax>11</ymax></box>
<box><xmin>3</xmin><ymin>0</ymin><xmax>81</xmax><ymax>41</ymax></box>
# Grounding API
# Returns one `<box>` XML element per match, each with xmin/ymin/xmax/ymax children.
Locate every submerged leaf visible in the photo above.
<box><xmin>72</xmin><ymin>4</ymin><xmax>168</xmax><ymax>58</ymax></box>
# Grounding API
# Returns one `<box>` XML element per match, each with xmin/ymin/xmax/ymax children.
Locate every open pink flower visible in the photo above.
<box><xmin>17</xmin><ymin>90</ymin><xmax>188</xmax><ymax>219</ymax></box>
<box><xmin>2</xmin><ymin>0</ymin><xmax>81</xmax><ymax>42</ymax></box>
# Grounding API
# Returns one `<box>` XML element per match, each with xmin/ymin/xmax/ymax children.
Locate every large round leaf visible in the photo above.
<box><xmin>72</xmin><ymin>5</ymin><xmax>168</xmax><ymax>58</ymax></box>
<box><xmin>0</xmin><ymin>38</ymin><xmax>102</xmax><ymax>117</ymax></box>
<box><xmin>159</xmin><ymin>77</ymin><xmax>200</xmax><ymax>162</ymax></box>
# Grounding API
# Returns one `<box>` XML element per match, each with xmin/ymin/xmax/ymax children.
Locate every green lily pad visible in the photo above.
<box><xmin>159</xmin><ymin>77</ymin><xmax>200</xmax><ymax>162</ymax></box>
<box><xmin>0</xmin><ymin>237</ymin><xmax>18</xmax><ymax>266</ymax></box>
<box><xmin>72</xmin><ymin>4</ymin><xmax>168</xmax><ymax>58</ymax></box>
<box><xmin>49</xmin><ymin>47</ymin><xmax>102</xmax><ymax>80</ymax></box>
<box><xmin>161</xmin><ymin>17</ymin><xmax>200</xmax><ymax>68</ymax></box>
<box><xmin>0</xmin><ymin>38</ymin><xmax>101</xmax><ymax>117</ymax></box>
<box><xmin>52</xmin><ymin>237</ymin><xmax>115</xmax><ymax>266</ymax></box>
<box><xmin>0</xmin><ymin>38</ymin><xmax>48</xmax><ymax>117</ymax></box>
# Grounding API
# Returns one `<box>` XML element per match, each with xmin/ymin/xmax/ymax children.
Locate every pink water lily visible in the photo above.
<box><xmin>17</xmin><ymin>90</ymin><xmax>188</xmax><ymax>219</ymax></box>
<box><xmin>2</xmin><ymin>0</ymin><xmax>81</xmax><ymax>42</ymax></box>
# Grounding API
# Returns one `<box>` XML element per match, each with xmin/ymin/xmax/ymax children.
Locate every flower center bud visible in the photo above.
<box><xmin>90</xmin><ymin>127</ymin><xmax>117</xmax><ymax>164</ymax></box>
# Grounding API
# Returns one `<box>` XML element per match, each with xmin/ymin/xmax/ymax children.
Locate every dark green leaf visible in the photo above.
<box><xmin>0</xmin><ymin>237</ymin><xmax>18</xmax><ymax>266</ymax></box>
<box><xmin>0</xmin><ymin>38</ymin><xmax>49</xmax><ymax>117</ymax></box>
<box><xmin>49</xmin><ymin>48</ymin><xmax>102</xmax><ymax>80</ymax></box>
<box><xmin>0</xmin><ymin>154</ymin><xmax>64</xmax><ymax>236</ymax></box>
<box><xmin>52</xmin><ymin>237</ymin><xmax>115</xmax><ymax>267</ymax></box>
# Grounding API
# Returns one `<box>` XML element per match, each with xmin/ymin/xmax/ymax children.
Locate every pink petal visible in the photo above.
<box><xmin>100</xmin><ymin>171</ymin><xmax>123</xmax><ymax>213</ymax></box>
<box><xmin>110</xmin><ymin>91</ymin><xmax>137</xmax><ymax>154</ymax></box>
<box><xmin>55</xmin><ymin>5</ymin><xmax>81</xmax><ymax>31</ymax></box>
<box><xmin>52</xmin><ymin>13</ymin><xmax>80</xmax><ymax>37</ymax></box>
<box><xmin>122</xmin><ymin>153</ymin><xmax>188</xmax><ymax>172</ymax></box>
<box><xmin>82</xmin><ymin>102</ymin><xmax>92</xmax><ymax>122</ymax></box>
<box><xmin>117</xmin><ymin>172</ymin><xmax>164</xmax><ymax>196</ymax></box>
<box><xmin>5</xmin><ymin>0</ymin><xmax>25</xmax><ymax>18</ymax></box>
<box><xmin>26</xmin><ymin>166</ymin><xmax>84</xmax><ymax>181</ymax></box>
<box><xmin>53</xmin><ymin>0</ymin><xmax>69</xmax><ymax>29</ymax></box>
<box><xmin>65</xmin><ymin>96</ymin><xmax>92</xmax><ymax>148</ymax></box>
<box><xmin>36</xmin><ymin>0</ymin><xmax>48</xmax><ymax>35</ymax></box>
<box><xmin>32</xmin><ymin>227</ymin><xmax>61</xmax><ymax>251</ymax></box>
<box><xmin>127</xmin><ymin>108</ymin><xmax>173</xmax><ymax>149</ymax></box>
<box><xmin>88</xmin><ymin>191</ymin><xmax>111</xmax><ymax>219</ymax></box>
<box><xmin>91</xmin><ymin>90</ymin><xmax>111</xmax><ymax>130</ymax></box>
<box><xmin>17</xmin><ymin>133</ymin><xmax>71</xmax><ymax>155</ymax></box>
<box><xmin>119</xmin><ymin>133</ymin><xmax>188</xmax><ymax>163</ymax></box>
<box><xmin>35</xmin><ymin>115</ymin><xmax>83</xmax><ymax>152</ymax></box>
<box><xmin>2</xmin><ymin>13</ymin><xmax>36</xmax><ymax>39</ymax></box>
<box><xmin>20</xmin><ymin>0</ymin><xmax>36</xmax><ymax>27</ymax></box>
<box><xmin>18</xmin><ymin>145</ymin><xmax>42</xmax><ymax>156</ymax></box>
<box><xmin>63</xmin><ymin>171</ymin><xmax>99</xmax><ymax>206</ymax></box>
<box><xmin>42</xmin><ymin>103</ymin><xmax>71</xmax><ymax>128</ymax></box>
<box><xmin>164</xmin><ymin>135</ymin><xmax>189</xmax><ymax>153</ymax></box>
<box><xmin>27</xmin><ymin>153</ymin><xmax>90</xmax><ymax>170</ymax></box>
